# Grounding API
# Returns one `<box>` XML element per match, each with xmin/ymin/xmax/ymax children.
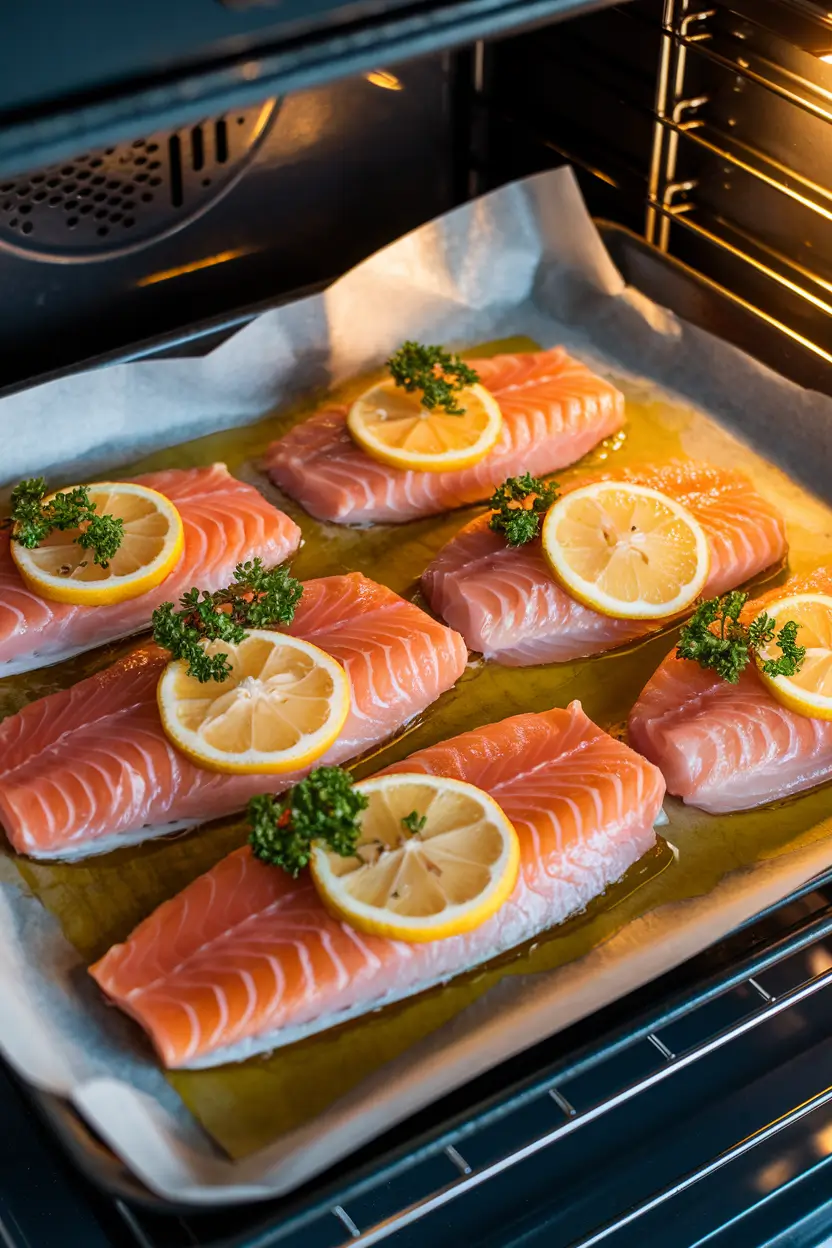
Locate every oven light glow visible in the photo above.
<box><xmin>820</xmin><ymin>52</ymin><xmax>832</xmax><ymax>62</ymax></box>
<box><xmin>137</xmin><ymin>249</ymin><xmax>250</xmax><ymax>287</ymax></box>
<box><xmin>365</xmin><ymin>70</ymin><xmax>403</xmax><ymax>90</ymax></box>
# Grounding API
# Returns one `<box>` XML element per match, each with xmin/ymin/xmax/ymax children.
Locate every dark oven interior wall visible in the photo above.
<box><xmin>0</xmin><ymin>55</ymin><xmax>457</xmax><ymax>392</ymax></box>
<box><xmin>0</xmin><ymin>5</ymin><xmax>662</xmax><ymax>395</ymax></box>
<box><xmin>6</xmin><ymin>0</ymin><xmax>830</xmax><ymax>394</ymax></box>
<box><xmin>472</xmin><ymin>0</ymin><xmax>663</xmax><ymax>232</ymax></box>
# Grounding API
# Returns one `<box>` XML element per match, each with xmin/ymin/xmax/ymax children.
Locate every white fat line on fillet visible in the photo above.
<box><xmin>124</xmin><ymin>891</ymin><xmax>309</xmax><ymax>998</ymax></box>
<box><xmin>22</xmin><ymin>818</ymin><xmax>202</xmax><ymax>860</ymax></box>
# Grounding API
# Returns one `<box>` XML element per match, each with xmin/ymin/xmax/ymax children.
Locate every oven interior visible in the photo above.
<box><xmin>3</xmin><ymin>2</ymin><xmax>832</xmax><ymax>1246</ymax></box>
<box><xmin>4</xmin><ymin>0</ymin><xmax>832</xmax><ymax>398</ymax></box>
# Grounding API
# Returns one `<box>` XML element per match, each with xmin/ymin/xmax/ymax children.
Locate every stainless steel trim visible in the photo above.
<box><xmin>748</xmin><ymin>977</ymin><xmax>773</xmax><ymax>1002</ymax></box>
<box><xmin>569</xmin><ymin>1083</ymin><xmax>832</xmax><ymax>1247</ymax></box>
<box><xmin>335</xmin><ymin>968</ymin><xmax>832</xmax><ymax>1246</ymax></box>
<box><xmin>445</xmin><ymin>1145</ymin><xmax>473</xmax><ymax>1175</ymax></box>
<box><xmin>677</xmin><ymin>25</ymin><xmax>832</xmax><ymax>126</ymax></box>
<box><xmin>647</xmin><ymin>194</ymin><xmax>832</xmax><ymax>320</ymax></box>
<box><xmin>334</xmin><ymin>1204</ymin><xmax>362</xmax><ymax>1238</ymax></box>
<box><xmin>549</xmin><ymin>1087</ymin><xmax>578</xmax><ymax>1118</ymax></box>
<box><xmin>647</xmin><ymin>1033</ymin><xmax>676</xmax><ymax>1061</ymax></box>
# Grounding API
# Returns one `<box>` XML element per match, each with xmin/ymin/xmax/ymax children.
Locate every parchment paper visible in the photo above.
<box><xmin>1</xmin><ymin>166</ymin><xmax>832</xmax><ymax>1205</ymax></box>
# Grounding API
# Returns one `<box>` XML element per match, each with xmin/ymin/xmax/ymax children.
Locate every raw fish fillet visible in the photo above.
<box><xmin>89</xmin><ymin>701</ymin><xmax>666</xmax><ymax>1068</ymax></box>
<box><xmin>264</xmin><ymin>349</ymin><xmax>624</xmax><ymax>525</ymax></box>
<box><xmin>422</xmin><ymin>462</ymin><xmax>787</xmax><ymax>666</ymax></box>
<box><xmin>629</xmin><ymin>569</ymin><xmax>832</xmax><ymax>813</ymax></box>
<box><xmin>0</xmin><ymin>464</ymin><xmax>301</xmax><ymax>677</ymax></box>
<box><xmin>0</xmin><ymin>574</ymin><xmax>466</xmax><ymax>859</ymax></box>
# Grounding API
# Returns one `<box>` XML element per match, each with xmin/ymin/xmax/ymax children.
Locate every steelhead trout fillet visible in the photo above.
<box><xmin>629</xmin><ymin>569</ymin><xmax>832</xmax><ymax>814</ymax></box>
<box><xmin>422</xmin><ymin>463</ymin><xmax>787</xmax><ymax>666</ymax></box>
<box><xmin>0</xmin><ymin>464</ymin><xmax>302</xmax><ymax>676</ymax></box>
<box><xmin>264</xmin><ymin>349</ymin><xmax>625</xmax><ymax>525</ymax></box>
<box><xmin>0</xmin><ymin>573</ymin><xmax>467</xmax><ymax>859</ymax></box>
<box><xmin>90</xmin><ymin>702</ymin><xmax>666</xmax><ymax>1068</ymax></box>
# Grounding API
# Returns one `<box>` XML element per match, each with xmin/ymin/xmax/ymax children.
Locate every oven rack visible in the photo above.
<box><xmin>107</xmin><ymin>869</ymin><xmax>832</xmax><ymax>1248</ymax></box>
<box><xmin>647</xmin><ymin>0</ymin><xmax>832</xmax><ymax>368</ymax></box>
<box><xmin>480</xmin><ymin>1</ymin><xmax>832</xmax><ymax>379</ymax></box>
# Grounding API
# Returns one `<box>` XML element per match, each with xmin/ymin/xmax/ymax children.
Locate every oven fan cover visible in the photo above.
<box><xmin>0</xmin><ymin>102</ymin><xmax>277</xmax><ymax>262</ymax></box>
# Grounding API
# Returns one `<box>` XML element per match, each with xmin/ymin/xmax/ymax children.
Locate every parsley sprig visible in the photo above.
<box><xmin>488</xmin><ymin>473</ymin><xmax>560</xmax><ymax>546</ymax></box>
<box><xmin>248</xmin><ymin>767</ymin><xmax>369</xmax><ymax>876</ymax></box>
<box><xmin>152</xmin><ymin>558</ymin><xmax>303</xmax><ymax>684</ymax></box>
<box><xmin>7</xmin><ymin>477</ymin><xmax>124</xmax><ymax>568</ymax></box>
<box><xmin>387</xmin><ymin>342</ymin><xmax>479</xmax><ymax>415</ymax></box>
<box><xmin>676</xmin><ymin>591</ymin><xmax>805</xmax><ymax>684</ymax></box>
<box><xmin>401</xmin><ymin>810</ymin><xmax>427</xmax><ymax>836</ymax></box>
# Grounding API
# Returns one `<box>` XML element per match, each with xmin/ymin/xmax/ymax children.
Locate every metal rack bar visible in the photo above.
<box><xmin>569</xmin><ymin>1082</ymin><xmax>832</xmax><ymax>1248</ymax></box>
<box><xmin>323</xmin><ymin>897</ymin><xmax>832</xmax><ymax>1227</ymax></box>
<box><xmin>311</xmin><ymin>901</ymin><xmax>832</xmax><ymax>1247</ymax></box>
<box><xmin>487</xmin><ymin>897</ymin><xmax>832</xmax><ymax>1104</ymax></box>
<box><xmin>657</xmin><ymin>116</ymin><xmax>832</xmax><ymax>223</ymax></box>
<box><xmin>673</xmin><ymin>16</ymin><xmax>832</xmax><ymax>126</ymax></box>
<box><xmin>330</xmin><ymin>967</ymin><xmax>832</xmax><ymax>1245</ymax></box>
<box><xmin>648</xmin><ymin>0</ymin><xmax>715</xmax><ymax>249</ymax></box>
<box><xmin>641</xmin><ymin>0</ymin><xmax>832</xmax><ymax>368</ymax></box>
<box><xmin>646</xmin><ymin>195</ymin><xmax>832</xmax><ymax>335</ymax></box>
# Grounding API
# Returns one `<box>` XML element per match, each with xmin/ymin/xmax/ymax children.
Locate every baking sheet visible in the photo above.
<box><xmin>2</xmin><ymin>167</ymin><xmax>832</xmax><ymax>1204</ymax></box>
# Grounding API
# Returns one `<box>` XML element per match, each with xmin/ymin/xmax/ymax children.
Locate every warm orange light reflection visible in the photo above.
<box><xmin>813</xmin><ymin>1121</ymin><xmax>832</xmax><ymax>1157</ymax></box>
<box><xmin>137</xmin><ymin>249</ymin><xmax>249</xmax><ymax>287</ymax></box>
<box><xmin>250</xmin><ymin>101</ymin><xmax>276</xmax><ymax>142</ymax></box>
<box><xmin>754</xmin><ymin>1157</ymin><xmax>796</xmax><ymax>1193</ymax></box>
<box><xmin>820</xmin><ymin>52</ymin><xmax>832</xmax><ymax>63</ymax></box>
<box><xmin>365</xmin><ymin>70</ymin><xmax>403</xmax><ymax>90</ymax></box>
<box><xmin>807</xmin><ymin>945</ymin><xmax>832</xmax><ymax>977</ymax></box>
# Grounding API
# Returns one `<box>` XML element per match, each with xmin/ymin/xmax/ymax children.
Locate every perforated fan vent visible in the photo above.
<box><xmin>0</xmin><ymin>103</ymin><xmax>276</xmax><ymax>261</ymax></box>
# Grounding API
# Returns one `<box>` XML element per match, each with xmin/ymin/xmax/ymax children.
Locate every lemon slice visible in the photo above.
<box><xmin>346</xmin><ymin>379</ymin><xmax>502</xmax><ymax>473</ymax></box>
<box><xmin>540</xmin><ymin>481</ymin><xmax>710</xmax><ymax>620</ymax></box>
<box><xmin>11</xmin><ymin>481</ymin><xmax>184</xmax><ymax>606</ymax></box>
<box><xmin>310</xmin><ymin>773</ymin><xmax>520</xmax><ymax>942</ymax></box>
<box><xmin>756</xmin><ymin>592</ymin><xmax>832</xmax><ymax>720</ymax></box>
<box><xmin>157</xmin><ymin>630</ymin><xmax>351</xmax><ymax>774</ymax></box>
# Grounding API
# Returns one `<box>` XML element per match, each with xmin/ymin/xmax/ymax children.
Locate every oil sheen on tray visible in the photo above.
<box><xmin>630</xmin><ymin>567</ymin><xmax>832</xmax><ymax>813</ymax></box>
<box><xmin>264</xmin><ymin>348</ymin><xmax>625</xmax><ymax>524</ymax></box>
<box><xmin>0</xmin><ymin>464</ymin><xmax>301</xmax><ymax>677</ymax></box>
<box><xmin>422</xmin><ymin>462</ymin><xmax>787</xmax><ymax>665</ymax></box>
<box><xmin>89</xmin><ymin>703</ymin><xmax>666</xmax><ymax>1068</ymax></box>
<box><xmin>0</xmin><ymin>574</ymin><xmax>466</xmax><ymax>859</ymax></box>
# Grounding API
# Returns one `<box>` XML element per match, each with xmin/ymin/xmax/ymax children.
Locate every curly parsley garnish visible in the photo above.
<box><xmin>488</xmin><ymin>473</ymin><xmax>560</xmax><ymax>546</ymax></box>
<box><xmin>152</xmin><ymin>558</ymin><xmax>303</xmax><ymax>684</ymax></box>
<box><xmin>676</xmin><ymin>591</ymin><xmax>805</xmax><ymax>684</ymax></box>
<box><xmin>401</xmin><ymin>810</ymin><xmax>427</xmax><ymax>836</ymax></box>
<box><xmin>248</xmin><ymin>767</ymin><xmax>368</xmax><ymax>876</ymax></box>
<box><xmin>8</xmin><ymin>476</ymin><xmax>124</xmax><ymax>568</ymax></box>
<box><xmin>387</xmin><ymin>342</ymin><xmax>479</xmax><ymax>416</ymax></box>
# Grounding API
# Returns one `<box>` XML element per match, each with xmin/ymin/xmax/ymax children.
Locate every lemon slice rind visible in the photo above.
<box><xmin>346</xmin><ymin>380</ymin><xmax>503</xmax><ymax>474</ymax></box>
<box><xmin>11</xmin><ymin>481</ymin><xmax>184</xmax><ymax>607</ymax></box>
<box><xmin>310</xmin><ymin>772</ymin><xmax>520</xmax><ymax>943</ymax></box>
<box><xmin>756</xmin><ymin>592</ymin><xmax>832</xmax><ymax>721</ymax></box>
<box><xmin>541</xmin><ymin>481</ymin><xmax>710</xmax><ymax>621</ymax></box>
<box><xmin>158</xmin><ymin>630</ymin><xmax>351</xmax><ymax>774</ymax></box>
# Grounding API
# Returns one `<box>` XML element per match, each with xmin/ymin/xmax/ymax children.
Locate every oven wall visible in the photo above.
<box><xmin>0</xmin><ymin>55</ymin><xmax>456</xmax><ymax>391</ymax></box>
<box><xmin>4</xmin><ymin>0</ymin><xmax>830</xmax><ymax>397</ymax></box>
